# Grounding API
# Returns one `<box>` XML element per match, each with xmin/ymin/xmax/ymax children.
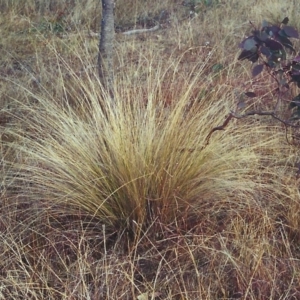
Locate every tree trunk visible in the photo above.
<box><xmin>98</xmin><ymin>0</ymin><xmax>115</xmax><ymax>97</ymax></box>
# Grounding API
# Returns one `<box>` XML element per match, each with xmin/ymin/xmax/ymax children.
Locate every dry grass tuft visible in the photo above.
<box><xmin>1</xmin><ymin>0</ymin><xmax>300</xmax><ymax>299</ymax></box>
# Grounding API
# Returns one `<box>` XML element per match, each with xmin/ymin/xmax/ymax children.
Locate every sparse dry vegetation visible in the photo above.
<box><xmin>1</xmin><ymin>0</ymin><xmax>300</xmax><ymax>299</ymax></box>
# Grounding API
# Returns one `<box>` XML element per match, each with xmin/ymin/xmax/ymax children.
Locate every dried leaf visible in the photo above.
<box><xmin>137</xmin><ymin>292</ymin><xmax>148</xmax><ymax>300</ymax></box>
<box><xmin>137</xmin><ymin>292</ymin><xmax>161</xmax><ymax>300</ymax></box>
<box><xmin>244</xmin><ymin>92</ymin><xmax>256</xmax><ymax>98</ymax></box>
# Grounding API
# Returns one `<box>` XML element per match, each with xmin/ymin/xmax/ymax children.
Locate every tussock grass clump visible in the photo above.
<box><xmin>6</xmin><ymin>50</ymin><xmax>280</xmax><ymax>236</ymax></box>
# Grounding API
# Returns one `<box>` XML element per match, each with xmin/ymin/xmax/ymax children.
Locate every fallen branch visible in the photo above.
<box><xmin>204</xmin><ymin>109</ymin><xmax>300</xmax><ymax>147</ymax></box>
<box><xmin>122</xmin><ymin>24</ymin><xmax>160</xmax><ymax>35</ymax></box>
<box><xmin>62</xmin><ymin>25</ymin><xmax>161</xmax><ymax>39</ymax></box>
<box><xmin>204</xmin><ymin>114</ymin><xmax>234</xmax><ymax>147</ymax></box>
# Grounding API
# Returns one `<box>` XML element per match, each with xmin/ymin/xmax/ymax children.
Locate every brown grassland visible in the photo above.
<box><xmin>1</xmin><ymin>0</ymin><xmax>300</xmax><ymax>299</ymax></box>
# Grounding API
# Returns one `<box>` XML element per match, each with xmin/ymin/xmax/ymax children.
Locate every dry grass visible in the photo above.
<box><xmin>1</xmin><ymin>0</ymin><xmax>300</xmax><ymax>299</ymax></box>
